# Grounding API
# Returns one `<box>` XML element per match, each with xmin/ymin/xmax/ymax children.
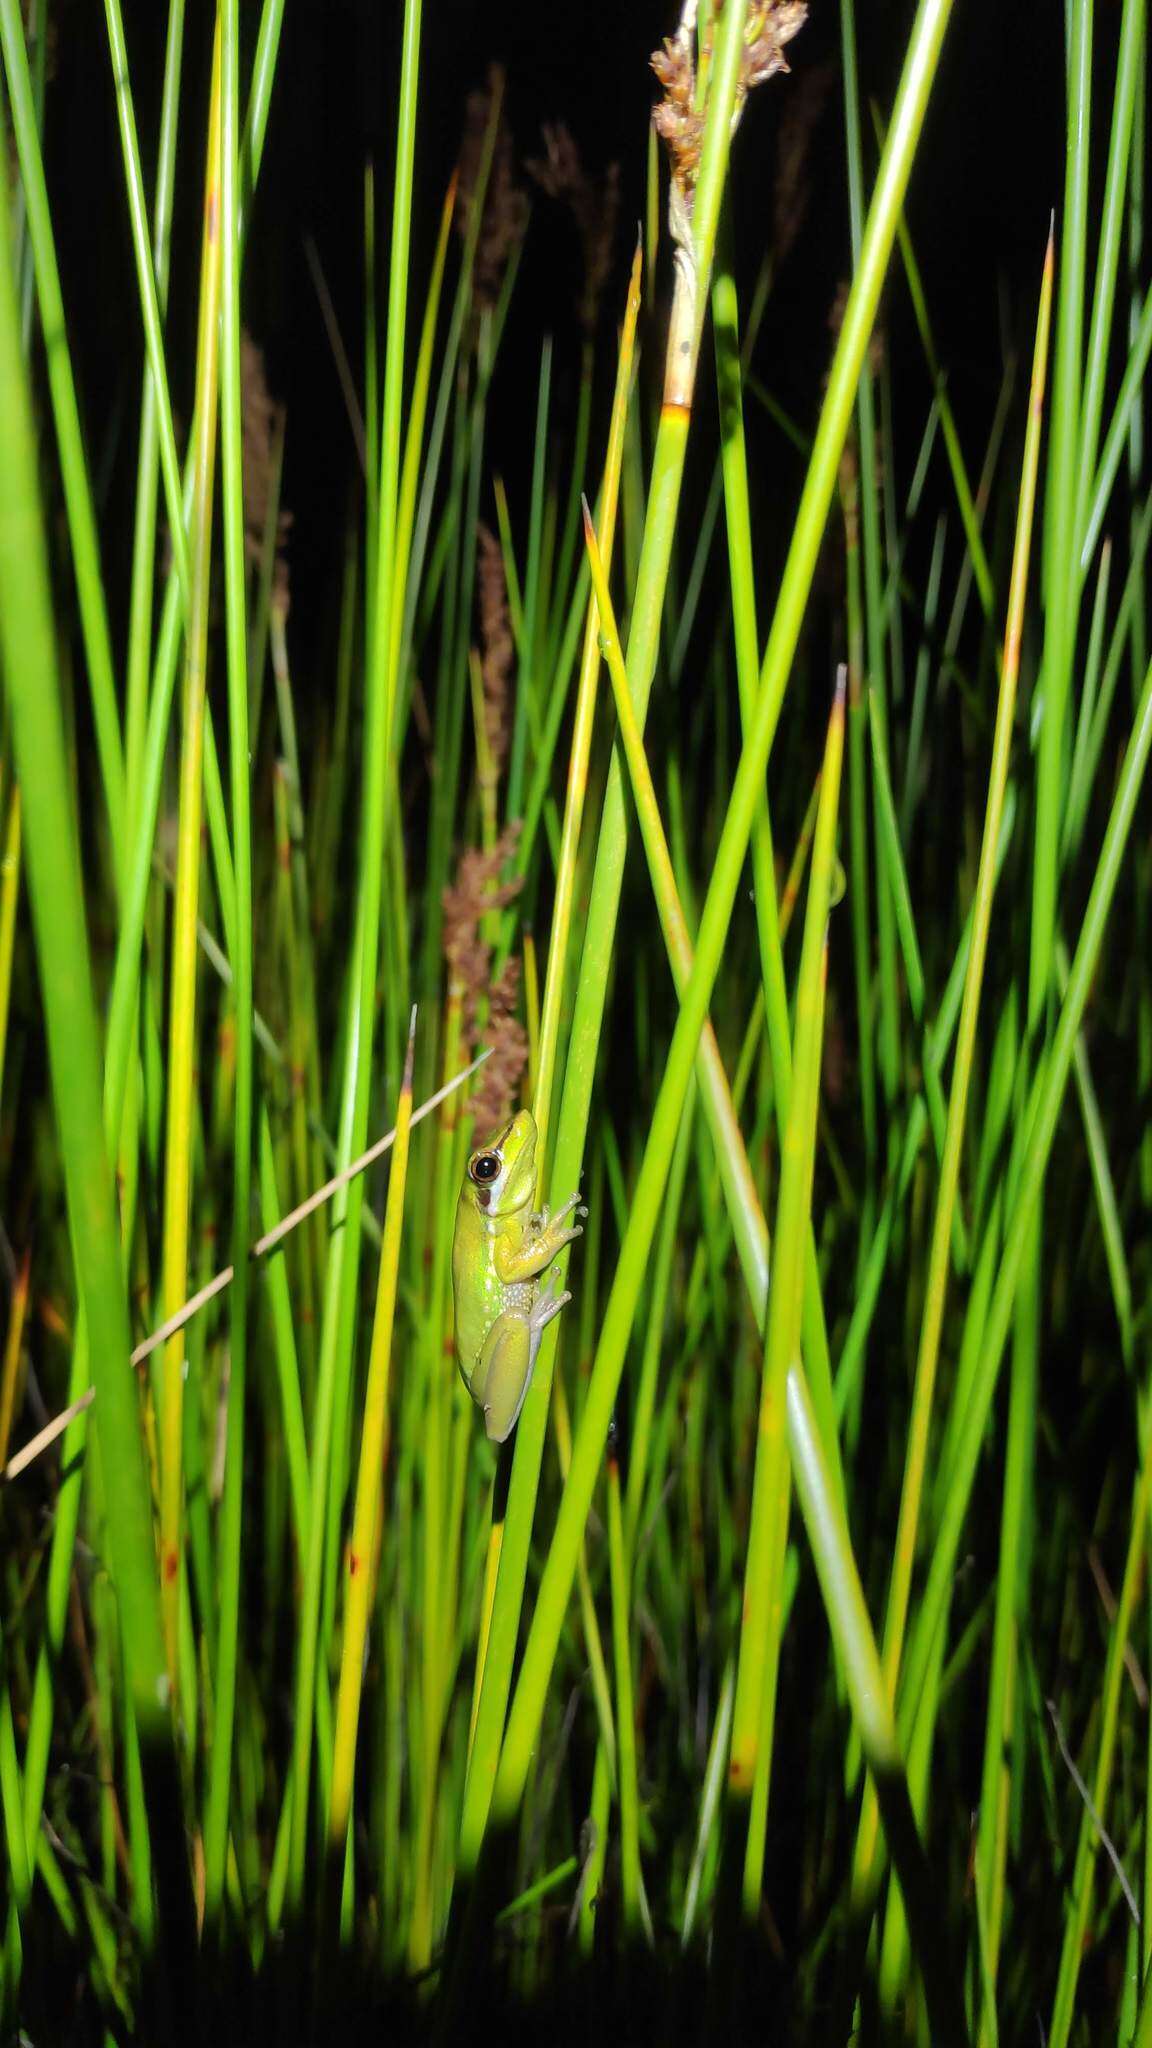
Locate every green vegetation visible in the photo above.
<box><xmin>1</xmin><ymin>0</ymin><xmax>1150</xmax><ymax>2040</ymax></box>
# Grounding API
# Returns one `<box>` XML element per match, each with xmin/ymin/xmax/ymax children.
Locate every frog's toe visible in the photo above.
<box><xmin>534</xmin><ymin>1282</ymin><xmax>572</xmax><ymax>1330</ymax></box>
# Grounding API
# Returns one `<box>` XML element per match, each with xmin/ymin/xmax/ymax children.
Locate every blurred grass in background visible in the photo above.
<box><xmin>1</xmin><ymin>0</ymin><xmax>1151</xmax><ymax>2042</ymax></box>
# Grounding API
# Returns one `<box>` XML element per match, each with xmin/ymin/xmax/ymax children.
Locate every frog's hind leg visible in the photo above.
<box><xmin>473</xmin><ymin>1313</ymin><xmax>533</xmax><ymax>1445</ymax></box>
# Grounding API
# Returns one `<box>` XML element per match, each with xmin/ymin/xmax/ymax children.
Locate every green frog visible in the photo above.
<box><xmin>451</xmin><ymin>1109</ymin><xmax>584</xmax><ymax>1442</ymax></box>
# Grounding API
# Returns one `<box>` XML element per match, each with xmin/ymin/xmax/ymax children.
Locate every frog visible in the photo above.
<box><xmin>451</xmin><ymin>1109</ymin><xmax>585</xmax><ymax>1443</ymax></box>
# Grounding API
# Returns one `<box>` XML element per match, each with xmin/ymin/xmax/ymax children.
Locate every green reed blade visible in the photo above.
<box><xmin>203</xmin><ymin>0</ymin><xmax>255</xmax><ymax>1929</ymax></box>
<box><xmin>0</xmin><ymin>0</ymin><xmax>126</xmax><ymax>865</ymax></box>
<box><xmin>729</xmin><ymin>678</ymin><xmax>844</xmax><ymax>1917</ymax></box>
<box><xmin>854</xmin><ymin>225</ymin><xmax>1052</xmax><ymax>1908</ymax></box>
<box><xmin>0</xmin><ymin>125</ymin><xmax>197</xmax><ymax>2016</ymax></box>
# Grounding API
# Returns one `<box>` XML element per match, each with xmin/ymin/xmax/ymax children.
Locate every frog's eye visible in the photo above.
<box><xmin>470</xmin><ymin>1152</ymin><xmax>501</xmax><ymax>1185</ymax></box>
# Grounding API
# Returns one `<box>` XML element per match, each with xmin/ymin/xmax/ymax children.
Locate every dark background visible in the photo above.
<box><xmin>45</xmin><ymin>0</ymin><xmax>1069</xmax><ymax>683</ymax></box>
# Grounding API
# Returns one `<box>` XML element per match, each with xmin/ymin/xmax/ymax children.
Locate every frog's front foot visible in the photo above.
<box><xmin>525</xmin><ymin>1192</ymin><xmax>587</xmax><ymax>1263</ymax></box>
<box><xmin>543</xmin><ymin>1191</ymin><xmax>588</xmax><ymax>1245</ymax></box>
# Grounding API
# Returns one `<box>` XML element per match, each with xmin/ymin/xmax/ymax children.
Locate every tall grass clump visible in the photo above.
<box><xmin>1</xmin><ymin>0</ymin><xmax>1151</xmax><ymax>2042</ymax></box>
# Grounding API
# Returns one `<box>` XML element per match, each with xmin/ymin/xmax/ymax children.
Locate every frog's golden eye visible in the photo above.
<box><xmin>470</xmin><ymin>1152</ymin><xmax>501</xmax><ymax>1185</ymax></box>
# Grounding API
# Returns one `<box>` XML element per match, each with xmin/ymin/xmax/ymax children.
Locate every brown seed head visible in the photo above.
<box><xmin>441</xmin><ymin>823</ymin><xmax>529</xmax><ymax>1135</ymax></box>
<box><xmin>742</xmin><ymin>2</ymin><xmax>808</xmax><ymax>99</ymax></box>
<box><xmin>241</xmin><ymin>330</ymin><xmax>293</xmax><ymax>600</ymax></box>
<box><xmin>457</xmin><ymin>65</ymin><xmax>529</xmax><ymax>322</ymax></box>
<box><xmin>469</xmin><ymin>957</ymin><xmax>529</xmax><ymax>1137</ymax></box>
<box><xmin>526</xmin><ymin>123</ymin><xmax>621</xmax><ymax>336</ymax></box>
<box><xmin>772</xmin><ymin>55</ymin><xmax>834</xmax><ymax>266</ymax></box>
<box><xmin>652</xmin><ymin>1</ymin><xmax>807</xmax><ymax>217</ymax></box>
<box><xmin>828</xmin><ymin>281</ymin><xmax>886</xmax><ymax>378</ymax></box>
<box><xmin>651</xmin><ymin>32</ymin><xmax>703</xmax><ymax>198</ymax></box>
<box><xmin>476</xmin><ymin>524</ymin><xmax>514</xmax><ymax>777</ymax></box>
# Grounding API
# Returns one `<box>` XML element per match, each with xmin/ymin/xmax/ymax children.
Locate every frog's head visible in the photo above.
<box><xmin>466</xmin><ymin>1109</ymin><xmax>537</xmax><ymax>1218</ymax></box>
